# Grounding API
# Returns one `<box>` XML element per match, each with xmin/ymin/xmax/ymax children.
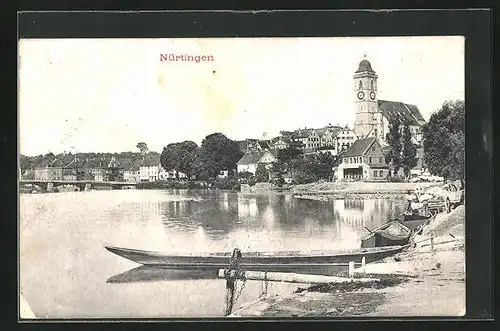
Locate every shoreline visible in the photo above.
<box><xmin>229</xmin><ymin>205</ymin><xmax>465</xmax><ymax>317</ymax></box>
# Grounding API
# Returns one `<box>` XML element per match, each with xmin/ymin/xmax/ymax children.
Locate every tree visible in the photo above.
<box><xmin>136</xmin><ymin>142</ymin><xmax>149</xmax><ymax>158</ymax></box>
<box><xmin>160</xmin><ymin>141</ymin><xmax>199</xmax><ymax>179</ymax></box>
<box><xmin>270</xmin><ymin>161</ymin><xmax>286</xmax><ymax>182</ymax></box>
<box><xmin>315</xmin><ymin>152</ymin><xmax>336</xmax><ymax>180</ymax></box>
<box><xmin>278</xmin><ymin>147</ymin><xmax>303</xmax><ymax>164</ymax></box>
<box><xmin>290</xmin><ymin>156</ymin><xmax>317</xmax><ymax>184</ymax></box>
<box><xmin>385</xmin><ymin>116</ymin><xmax>403</xmax><ymax>176</ymax></box>
<box><xmin>401</xmin><ymin>119</ymin><xmax>418</xmax><ymax>180</ymax></box>
<box><xmin>197</xmin><ymin>133</ymin><xmax>243</xmax><ymax>180</ymax></box>
<box><xmin>237</xmin><ymin>171</ymin><xmax>254</xmax><ymax>182</ymax></box>
<box><xmin>422</xmin><ymin>100</ymin><xmax>465</xmax><ymax>181</ymax></box>
<box><xmin>255</xmin><ymin>163</ymin><xmax>269</xmax><ymax>182</ymax></box>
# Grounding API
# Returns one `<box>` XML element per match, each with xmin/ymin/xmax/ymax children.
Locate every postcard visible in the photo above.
<box><xmin>19</xmin><ymin>35</ymin><xmax>465</xmax><ymax>319</ymax></box>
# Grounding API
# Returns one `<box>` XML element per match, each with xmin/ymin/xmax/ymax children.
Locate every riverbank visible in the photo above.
<box><xmin>229</xmin><ymin>205</ymin><xmax>465</xmax><ymax>317</ymax></box>
<box><xmin>291</xmin><ymin>181</ymin><xmax>440</xmax><ymax>200</ymax></box>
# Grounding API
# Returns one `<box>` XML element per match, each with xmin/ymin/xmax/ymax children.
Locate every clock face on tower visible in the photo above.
<box><xmin>370</xmin><ymin>91</ymin><xmax>376</xmax><ymax>100</ymax></box>
<box><xmin>357</xmin><ymin>91</ymin><xmax>365</xmax><ymax>100</ymax></box>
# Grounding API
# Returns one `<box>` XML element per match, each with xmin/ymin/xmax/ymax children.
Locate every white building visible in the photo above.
<box><xmin>236</xmin><ymin>149</ymin><xmax>277</xmax><ymax>175</ymax></box>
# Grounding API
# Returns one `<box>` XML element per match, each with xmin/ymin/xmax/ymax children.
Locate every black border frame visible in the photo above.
<box><xmin>7</xmin><ymin>7</ymin><xmax>493</xmax><ymax>327</ymax></box>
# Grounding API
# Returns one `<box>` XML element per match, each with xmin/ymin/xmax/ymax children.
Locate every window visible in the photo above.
<box><xmin>379</xmin><ymin>170</ymin><xmax>384</xmax><ymax>177</ymax></box>
<box><xmin>359</xmin><ymin>81</ymin><xmax>363</xmax><ymax>89</ymax></box>
<box><xmin>371</xmin><ymin>80</ymin><xmax>374</xmax><ymax>89</ymax></box>
<box><xmin>379</xmin><ymin>157</ymin><xmax>383</xmax><ymax>163</ymax></box>
<box><xmin>372</xmin><ymin>146</ymin><xmax>375</xmax><ymax>151</ymax></box>
<box><xmin>359</xmin><ymin>157</ymin><xmax>362</xmax><ymax>163</ymax></box>
<box><xmin>374</xmin><ymin>170</ymin><xmax>378</xmax><ymax>178</ymax></box>
<box><xmin>369</xmin><ymin>157</ymin><xmax>372</xmax><ymax>163</ymax></box>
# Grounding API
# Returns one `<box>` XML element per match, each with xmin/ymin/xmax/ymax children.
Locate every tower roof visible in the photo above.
<box><xmin>355</xmin><ymin>58</ymin><xmax>375</xmax><ymax>73</ymax></box>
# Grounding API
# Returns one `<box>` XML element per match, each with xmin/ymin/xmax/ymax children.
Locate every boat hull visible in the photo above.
<box><xmin>360</xmin><ymin>233</ymin><xmax>410</xmax><ymax>249</ymax></box>
<box><xmin>361</xmin><ymin>221</ymin><xmax>411</xmax><ymax>249</ymax></box>
<box><xmin>105</xmin><ymin>245</ymin><xmax>406</xmax><ymax>274</ymax></box>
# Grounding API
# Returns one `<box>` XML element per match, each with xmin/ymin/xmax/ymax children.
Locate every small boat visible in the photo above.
<box><xmin>361</xmin><ymin>221</ymin><xmax>411</xmax><ymax>249</ymax></box>
<box><xmin>397</xmin><ymin>212</ymin><xmax>433</xmax><ymax>231</ymax></box>
<box><xmin>105</xmin><ymin>245</ymin><xmax>407</xmax><ymax>275</ymax></box>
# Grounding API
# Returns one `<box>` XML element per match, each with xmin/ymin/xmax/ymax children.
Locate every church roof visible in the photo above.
<box><xmin>378</xmin><ymin>100</ymin><xmax>425</xmax><ymax>126</ymax></box>
<box><xmin>355</xmin><ymin>59</ymin><xmax>375</xmax><ymax>73</ymax></box>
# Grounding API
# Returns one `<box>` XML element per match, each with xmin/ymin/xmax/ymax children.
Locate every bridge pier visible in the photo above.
<box><xmin>47</xmin><ymin>182</ymin><xmax>54</xmax><ymax>192</ymax></box>
<box><xmin>84</xmin><ymin>183</ymin><xmax>92</xmax><ymax>191</ymax></box>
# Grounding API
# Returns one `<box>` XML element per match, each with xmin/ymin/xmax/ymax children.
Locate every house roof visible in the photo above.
<box><xmin>237</xmin><ymin>149</ymin><xmax>276</xmax><ymax>165</ymax></box>
<box><xmin>327</xmin><ymin>126</ymin><xmax>342</xmax><ymax>138</ymax></box>
<box><xmin>280</xmin><ymin>131</ymin><xmax>294</xmax><ymax>136</ymax></box>
<box><xmin>34</xmin><ymin>159</ymin><xmax>51</xmax><ymax>169</ymax></box>
<box><xmin>315</xmin><ymin>128</ymin><xmax>328</xmax><ymax>138</ymax></box>
<box><xmin>64</xmin><ymin>158</ymin><xmax>86</xmax><ymax>169</ymax></box>
<box><xmin>141</xmin><ymin>156</ymin><xmax>160</xmax><ymax>167</ymax></box>
<box><xmin>120</xmin><ymin>159</ymin><xmax>135</xmax><ymax>171</ymax></box>
<box><xmin>35</xmin><ymin>158</ymin><xmax>65</xmax><ymax>169</ymax></box>
<box><xmin>342</xmin><ymin>138</ymin><xmax>377</xmax><ymax>157</ymax></box>
<box><xmin>82</xmin><ymin>158</ymin><xmax>105</xmax><ymax>169</ymax></box>
<box><xmin>130</xmin><ymin>162</ymin><xmax>142</xmax><ymax>171</ymax></box>
<box><xmin>274</xmin><ymin>136</ymin><xmax>291</xmax><ymax>144</ymax></box>
<box><xmin>378</xmin><ymin>100</ymin><xmax>425</xmax><ymax>126</ymax></box>
<box><xmin>294</xmin><ymin>128</ymin><xmax>314</xmax><ymax>138</ymax></box>
<box><xmin>257</xmin><ymin>141</ymin><xmax>271</xmax><ymax>149</ymax></box>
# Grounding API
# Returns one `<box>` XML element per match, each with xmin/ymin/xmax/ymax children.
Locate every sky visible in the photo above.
<box><xmin>18</xmin><ymin>36</ymin><xmax>464</xmax><ymax>156</ymax></box>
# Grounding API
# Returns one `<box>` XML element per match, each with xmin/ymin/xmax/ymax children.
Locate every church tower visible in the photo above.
<box><xmin>353</xmin><ymin>56</ymin><xmax>384</xmax><ymax>143</ymax></box>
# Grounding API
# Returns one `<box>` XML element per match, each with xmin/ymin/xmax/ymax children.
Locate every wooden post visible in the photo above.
<box><xmin>348</xmin><ymin>261</ymin><xmax>355</xmax><ymax>278</ymax></box>
<box><xmin>224</xmin><ymin>277</ymin><xmax>235</xmax><ymax>316</ymax></box>
<box><xmin>361</xmin><ymin>256</ymin><xmax>366</xmax><ymax>274</ymax></box>
<box><xmin>430</xmin><ymin>235</ymin><xmax>434</xmax><ymax>252</ymax></box>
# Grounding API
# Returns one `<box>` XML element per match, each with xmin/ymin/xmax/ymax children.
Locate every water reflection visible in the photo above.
<box><xmin>132</xmin><ymin>191</ymin><xmax>405</xmax><ymax>247</ymax></box>
<box><xmin>107</xmin><ymin>266</ymin><xmax>218</xmax><ymax>284</ymax></box>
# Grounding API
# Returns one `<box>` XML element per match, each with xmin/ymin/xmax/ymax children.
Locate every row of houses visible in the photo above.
<box><xmin>30</xmin><ymin>155</ymin><xmax>187</xmax><ymax>183</ymax></box>
<box><xmin>237</xmin><ymin>125</ymin><xmax>358</xmax><ymax>156</ymax></box>
<box><xmin>235</xmin><ymin>135</ymin><xmax>424</xmax><ymax>182</ymax></box>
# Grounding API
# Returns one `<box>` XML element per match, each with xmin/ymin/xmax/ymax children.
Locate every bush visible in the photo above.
<box><xmin>211</xmin><ymin>177</ymin><xmax>239</xmax><ymax>190</ymax></box>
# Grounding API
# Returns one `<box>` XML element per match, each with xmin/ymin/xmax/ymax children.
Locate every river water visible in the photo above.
<box><xmin>19</xmin><ymin>189</ymin><xmax>406</xmax><ymax>318</ymax></box>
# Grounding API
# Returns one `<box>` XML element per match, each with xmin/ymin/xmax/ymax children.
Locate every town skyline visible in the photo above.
<box><xmin>19</xmin><ymin>36</ymin><xmax>464</xmax><ymax>156</ymax></box>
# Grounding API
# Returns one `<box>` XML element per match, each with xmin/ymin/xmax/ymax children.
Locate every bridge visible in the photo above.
<box><xmin>20</xmin><ymin>180</ymin><xmax>138</xmax><ymax>192</ymax></box>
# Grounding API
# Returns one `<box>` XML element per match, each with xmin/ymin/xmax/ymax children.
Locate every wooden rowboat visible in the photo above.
<box><xmin>397</xmin><ymin>212</ymin><xmax>434</xmax><ymax>231</ymax></box>
<box><xmin>105</xmin><ymin>245</ymin><xmax>407</xmax><ymax>275</ymax></box>
<box><xmin>361</xmin><ymin>221</ymin><xmax>411</xmax><ymax>249</ymax></box>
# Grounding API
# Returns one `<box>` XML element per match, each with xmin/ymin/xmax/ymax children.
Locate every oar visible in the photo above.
<box><xmin>364</xmin><ymin>227</ymin><xmax>374</xmax><ymax>234</ymax></box>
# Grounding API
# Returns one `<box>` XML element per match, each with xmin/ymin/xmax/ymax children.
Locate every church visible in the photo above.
<box><xmin>352</xmin><ymin>56</ymin><xmax>426</xmax><ymax>146</ymax></box>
